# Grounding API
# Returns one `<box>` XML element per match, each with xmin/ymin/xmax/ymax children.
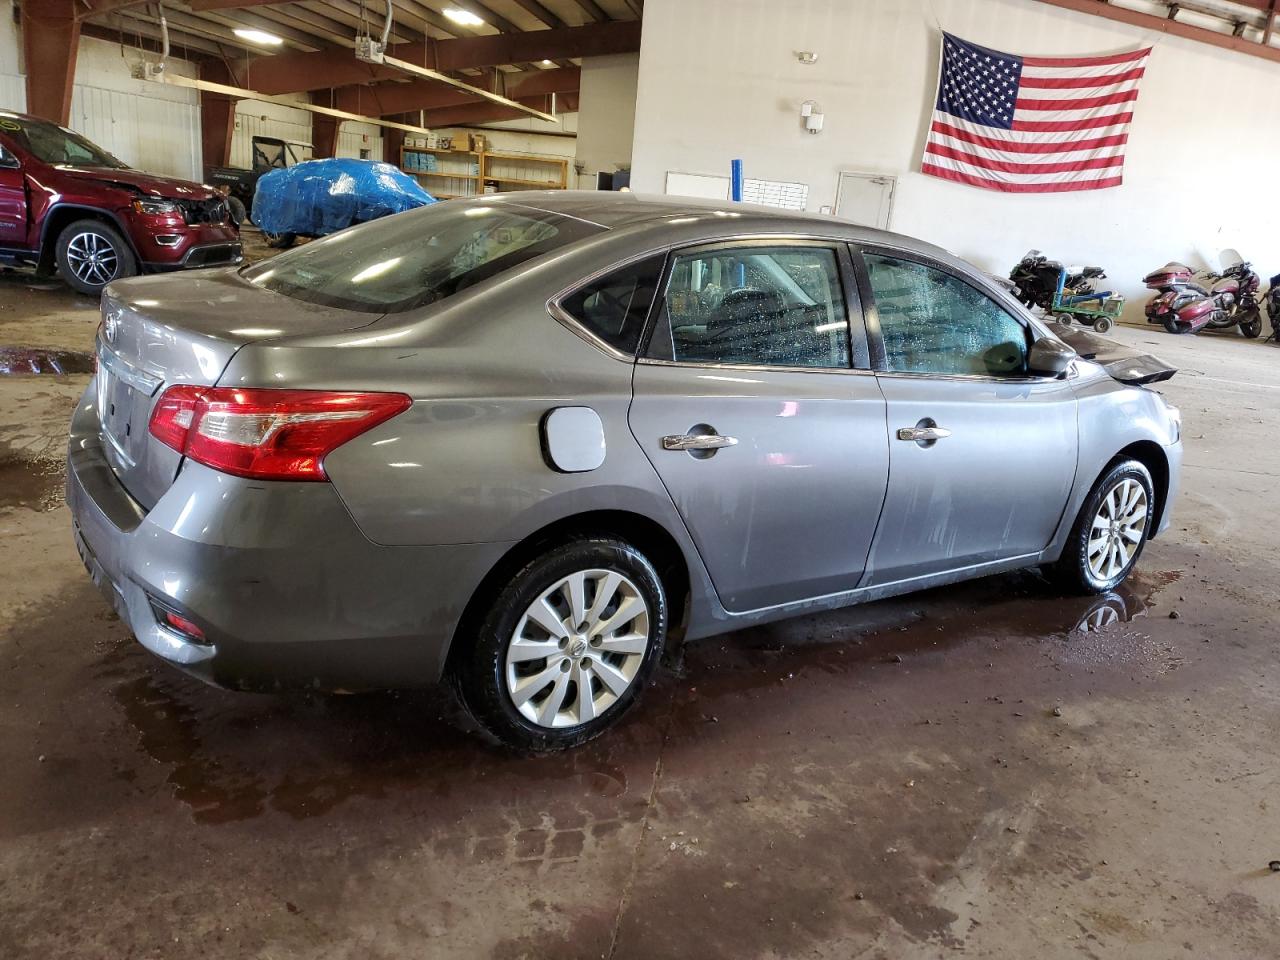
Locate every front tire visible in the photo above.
<box><xmin>1050</xmin><ymin>459</ymin><xmax>1155</xmax><ymax>594</ymax></box>
<box><xmin>1239</xmin><ymin>308</ymin><xmax>1263</xmax><ymax>339</ymax></box>
<box><xmin>456</xmin><ymin>537</ymin><xmax>667</xmax><ymax>752</ymax></box>
<box><xmin>55</xmin><ymin>219</ymin><xmax>137</xmax><ymax>296</ymax></box>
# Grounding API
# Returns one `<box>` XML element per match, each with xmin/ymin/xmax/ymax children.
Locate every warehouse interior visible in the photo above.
<box><xmin>2</xmin><ymin>1</ymin><xmax>1279</xmax><ymax>957</ymax></box>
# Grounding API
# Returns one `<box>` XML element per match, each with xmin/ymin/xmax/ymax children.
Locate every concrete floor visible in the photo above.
<box><xmin>1</xmin><ymin>262</ymin><xmax>1278</xmax><ymax>959</ymax></box>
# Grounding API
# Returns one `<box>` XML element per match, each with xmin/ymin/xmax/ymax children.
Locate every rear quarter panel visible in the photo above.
<box><xmin>215</xmin><ymin>242</ymin><xmax>706</xmax><ymax>552</ymax></box>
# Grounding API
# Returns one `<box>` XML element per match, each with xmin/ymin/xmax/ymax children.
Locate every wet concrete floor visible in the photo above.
<box><xmin>1</xmin><ymin>283</ymin><xmax>1278</xmax><ymax>958</ymax></box>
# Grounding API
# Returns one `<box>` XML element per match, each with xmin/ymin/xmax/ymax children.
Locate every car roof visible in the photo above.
<box><xmin>485</xmin><ymin>190</ymin><xmax>952</xmax><ymax>260</ymax></box>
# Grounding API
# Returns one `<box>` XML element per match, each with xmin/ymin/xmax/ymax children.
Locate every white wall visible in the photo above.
<box><xmin>230</xmin><ymin>98</ymin><xmax>312</xmax><ymax>169</ymax></box>
<box><xmin>337</xmin><ymin>121</ymin><xmax>384</xmax><ymax>161</ymax></box>
<box><xmin>69</xmin><ymin>39</ymin><xmax>201</xmax><ymax>180</ymax></box>
<box><xmin>632</xmin><ymin>0</ymin><xmax>1280</xmax><ymax>316</ymax></box>
<box><xmin>0</xmin><ymin>11</ymin><xmax>201</xmax><ymax>180</ymax></box>
<box><xmin>0</xmin><ymin>3</ymin><xmax>24</xmax><ymax>111</ymax></box>
<box><xmin>575</xmin><ymin>53</ymin><xmax>638</xmax><ymax>187</ymax></box>
<box><xmin>439</xmin><ymin>111</ymin><xmax>579</xmax><ymax>160</ymax></box>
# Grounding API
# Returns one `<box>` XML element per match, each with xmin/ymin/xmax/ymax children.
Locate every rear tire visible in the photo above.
<box><xmin>265</xmin><ymin>231</ymin><xmax>296</xmax><ymax>249</ymax></box>
<box><xmin>55</xmin><ymin>219</ymin><xmax>137</xmax><ymax>296</ymax></box>
<box><xmin>1049</xmin><ymin>459</ymin><xmax>1155</xmax><ymax>595</ymax></box>
<box><xmin>455</xmin><ymin>537</ymin><xmax>667</xmax><ymax>752</ymax></box>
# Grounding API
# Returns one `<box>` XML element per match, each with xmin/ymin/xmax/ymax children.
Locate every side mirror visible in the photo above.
<box><xmin>1028</xmin><ymin>336</ymin><xmax>1076</xmax><ymax>377</ymax></box>
<box><xmin>0</xmin><ymin>150</ymin><xmax>19</xmax><ymax>170</ymax></box>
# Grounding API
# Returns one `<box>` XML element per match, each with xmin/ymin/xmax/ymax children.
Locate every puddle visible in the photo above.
<box><xmin>103</xmin><ymin>566</ymin><xmax>1180</xmax><ymax>824</ymax></box>
<box><xmin>0</xmin><ymin>456</ymin><xmax>65</xmax><ymax>511</ymax></box>
<box><xmin>110</xmin><ymin>660</ymin><xmax>640</xmax><ymax>825</ymax></box>
<box><xmin>0</xmin><ymin>346</ymin><xmax>95</xmax><ymax>375</ymax></box>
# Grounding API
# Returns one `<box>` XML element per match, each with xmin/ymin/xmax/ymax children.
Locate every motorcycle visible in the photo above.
<box><xmin>1010</xmin><ymin>250</ymin><xmax>1106</xmax><ymax>312</ymax></box>
<box><xmin>1143</xmin><ymin>250</ymin><xmax>1263</xmax><ymax>337</ymax></box>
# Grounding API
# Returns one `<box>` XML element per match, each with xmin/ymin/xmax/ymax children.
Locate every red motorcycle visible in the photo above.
<box><xmin>1144</xmin><ymin>250</ymin><xmax>1263</xmax><ymax>337</ymax></box>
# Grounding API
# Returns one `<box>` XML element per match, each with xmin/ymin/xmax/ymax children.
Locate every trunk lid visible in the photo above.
<box><xmin>1047</xmin><ymin>321</ymin><xmax>1177</xmax><ymax>386</ymax></box>
<box><xmin>95</xmin><ymin>268</ymin><xmax>384</xmax><ymax>509</ymax></box>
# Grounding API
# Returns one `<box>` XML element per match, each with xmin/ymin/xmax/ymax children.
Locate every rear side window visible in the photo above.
<box><xmin>241</xmin><ymin>203</ymin><xmax>604</xmax><ymax>313</ymax></box>
<box><xmin>559</xmin><ymin>254</ymin><xmax>665</xmax><ymax>355</ymax></box>
<box><xmin>650</xmin><ymin>245</ymin><xmax>850</xmax><ymax>368</ymax></box>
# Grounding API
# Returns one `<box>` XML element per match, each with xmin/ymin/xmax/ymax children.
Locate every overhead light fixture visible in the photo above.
<box><xmin>541</xmin><ymin>59</ymin><xmax>553</xmax><ymax>66</ymax></box>
<box><xmin>443</xmin><ymin>8</ymin><xmax>485</xmax><ymax>26</ymax></box>
<box><xmin>233</xmin><ymin>28</ymin><xmax>284</xmax><ymax>46</ymax></box>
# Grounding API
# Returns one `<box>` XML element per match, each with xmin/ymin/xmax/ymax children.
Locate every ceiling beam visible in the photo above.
<box><xmin>187</xmin><ymin>0</ymin><xmax>299</xmax><ymax>10</ymax></box>
<box><xmin>510</xmin><ymin>0</ymin><xmax>568</xmax><ymax>28</ymax></box>
<box><xmin>80</xmin><ymin>21</ymin><xmax>216</xmax><ymax>59</ymax></box>
<box><xmin>330</xmin><ymin>65</ymin><xmax>580</xmax><ymax>115</ymax></box>
<box><xmin>230</xmin><ymin>19</ymin><xmax>640</xmax><ymax>93</ymax></box>
<box><xmin>177</xmin><ymin>8</ymin><xmax>335</xmax><ymax>51</ymax></box>
<box><xmin>422</xmin><ymin>97</ymin><xmax>564</xmax><ymax>126</ymax></box>
<box><xmin>572</xmin><ymin>0</ymin><xmax>611</xmax><ymax>22</ymax></box>
<box><xmin>1033</xmin><ymin>0</ymin><xmax>1280</xmax><ymax>63</ymax></box>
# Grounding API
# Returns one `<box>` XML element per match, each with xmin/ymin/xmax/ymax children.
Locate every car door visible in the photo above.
<box><xmin>628</xmin><ymin>239</ymin><xmax>889</xmax><ymax>612</ymax></box>
<box><xmin>0</xmin><ymin>140</ymin><xmax>28</xmax><ymax>248</ymax></box>
<box><xmin>853</xmin><ymin>246</ymin><xmax>1078</xmax><ymax>587</ymax></box>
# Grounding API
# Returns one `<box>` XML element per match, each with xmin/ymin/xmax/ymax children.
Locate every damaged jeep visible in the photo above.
<box><xmin>0</xmin><ymin>110</ymin><xmax>240</xmax><ymax>296</ymax></box>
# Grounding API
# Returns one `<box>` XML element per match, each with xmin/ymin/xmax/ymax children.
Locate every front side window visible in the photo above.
<box><xmin>560</xmin><ymin>254</ymin><xmax>665</xmax><ymax>355</ymax></box>
<box><xmin>241</xmin><ymin>203</ymin><xmax>603</xmax><ymax>313</ymax></box>
<box><xmin>864</xmin><ymin>253</ymin><xmax>1029</xmax><ymax>377</ymax></box>
<box><xmin>654</xmin><ymin>245</ymin><xmax>850</xmax><ymax>368</ymax></box>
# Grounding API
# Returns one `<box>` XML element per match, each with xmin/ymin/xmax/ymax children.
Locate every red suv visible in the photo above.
<box><xmin>0</xmin><ymin>110</ymin><xmax>241</xmax><ymax>295</ymax></box>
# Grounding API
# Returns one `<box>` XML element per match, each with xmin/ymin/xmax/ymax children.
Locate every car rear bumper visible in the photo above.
<box><xmin>66</xmin><ymin>384</ymin><xmax>510</xmax><ymax>691</ymax></box>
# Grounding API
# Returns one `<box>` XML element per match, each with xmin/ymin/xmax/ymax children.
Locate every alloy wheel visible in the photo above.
<box><xmin>1087</xmin><ymin>478</ymin><xmax>1149</xmax><ymax>582</ymax></box>
<box><xmin>504</xmin><ymin>569</ymin><xmax>651</xmax><ymax>729</ymax></box>
<box><xmin>65</xmin><ymin>231</ymin><xmax>120</xmax><ymax>287</ymax></box>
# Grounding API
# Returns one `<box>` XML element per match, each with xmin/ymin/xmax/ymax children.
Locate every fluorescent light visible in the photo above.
<box><xmin>233</xmin><ymin>28</ymin><xmax>283</xmax><ymax>46</ymax></box>
<box><xmin>443</xmin><ymin>8</ymin><xmax>485</xmax><ymax>26</ymax></box>
<box><xmin>541</xmin><ymin>59</ymin><xmax>553</xmax><ymax>66</ymax></box>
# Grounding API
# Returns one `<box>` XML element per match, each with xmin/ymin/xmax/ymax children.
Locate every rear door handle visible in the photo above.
<box><xmin>662</xmin><ymin>433</ymin><xmax>738</xmax><ymax>451</ymax></box>
<box><xmin>896</xmin><ymin>426</ymin><xmax>952</xmax><ymax>442</ymax></box>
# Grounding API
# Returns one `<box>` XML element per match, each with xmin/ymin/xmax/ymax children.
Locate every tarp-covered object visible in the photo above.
<box><xmin>252</xmin><ymin>159</ymin><xmax>436</xmax><ymax>236</ymax></box>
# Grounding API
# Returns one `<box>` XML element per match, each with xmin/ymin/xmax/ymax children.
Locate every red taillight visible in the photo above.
<box><xmin>148</xmin><ymin>386</ymin><xmax>411</xmax><ymax>481</ymax></box>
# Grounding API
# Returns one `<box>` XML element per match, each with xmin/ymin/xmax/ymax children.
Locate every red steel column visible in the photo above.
<box><xmin>199</xmin><ymin>62</ymin><xmax>239</xmax><ymax>169</ymax></box>
<box><xmin>23</xmin><ymin>0</ymin><xmax>80</xmax><ymax>124</ymax></box>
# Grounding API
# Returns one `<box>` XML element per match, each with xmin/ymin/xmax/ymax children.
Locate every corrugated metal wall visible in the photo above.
<box><xmin>69</xmin><ymin>83</ymin><xmax>200</xmax><ymax>181</ymax></box>
<box><xmin>230</xmin><ymin>101</ymin><xmax>313</xmax><ymax>169</ymax></box>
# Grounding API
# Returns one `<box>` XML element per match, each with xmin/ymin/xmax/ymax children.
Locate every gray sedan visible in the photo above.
<box><xmin>67</xmin><ymin>193</ymin><xmax>1182</xmax><ymax>750</ymax></box>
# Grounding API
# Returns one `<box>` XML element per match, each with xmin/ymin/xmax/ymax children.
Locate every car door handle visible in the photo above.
<box><xmin>662</xmin><ymin>433</ymin><xmax>739</xmax><ymax>451</ymax></box>
<box><xmin>896</xmin><ymin>425</ymin><xmax>952</xmax><ymax>442</ymax></box>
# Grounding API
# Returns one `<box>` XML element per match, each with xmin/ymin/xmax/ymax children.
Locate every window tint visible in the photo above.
<box><xmin>241</xmin><ymin>203</ymin><xmax>604</xmax><ymax>313</ymax></box>
<box><xmin>864</xmin><ymin>254</ymin><xmax>1029</xmax><ymax>376</ymax></box>
<box><xmin>560</xmin><ymin>254</ymin><xmax>664</xmax><ymax>355</ymax></box>
<box><xmin>656</xmin><ymin>246</ymin><xmax>850</xmax><ymax>368</ymax></box>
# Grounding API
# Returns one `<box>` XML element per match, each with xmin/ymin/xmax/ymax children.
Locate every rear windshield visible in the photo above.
<box><xmin>241</xmin><ymin>203</ymin><xmax>604</xmax><ymax>313</ymax></box>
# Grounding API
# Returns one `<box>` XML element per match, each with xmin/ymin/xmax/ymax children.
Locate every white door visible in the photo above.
<box><xmin>835</xmin><ymin>172</ymin><xmax>895</xmax><ymax>229</ymax></box>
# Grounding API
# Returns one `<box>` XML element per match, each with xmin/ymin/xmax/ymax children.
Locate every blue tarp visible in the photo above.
<box><xmin>251</xmin><ymin>158</ymin><xmax>435</xmax><ymax>237</ymax></box>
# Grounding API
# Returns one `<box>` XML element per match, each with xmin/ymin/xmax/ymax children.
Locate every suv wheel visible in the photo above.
<box><xmin>55</xmin><ymin>219</ymin><xmax>138</xmax><ymax>296</ymax></box>
<box><xmin>456</xmin><ymin>537</ymin><xmax>667</xmax><ymax>752</ymax></box>
<box><xmin>1050</xmin><ymin>459</ymin><xmax>1154</xmax><ymax>594</ymax></box>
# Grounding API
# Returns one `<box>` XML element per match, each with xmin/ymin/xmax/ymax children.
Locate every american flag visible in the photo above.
<box><xmin>922</xmin><ymin>33</ymin><xmax>1151</xmax><ymax>193</ymax></box>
